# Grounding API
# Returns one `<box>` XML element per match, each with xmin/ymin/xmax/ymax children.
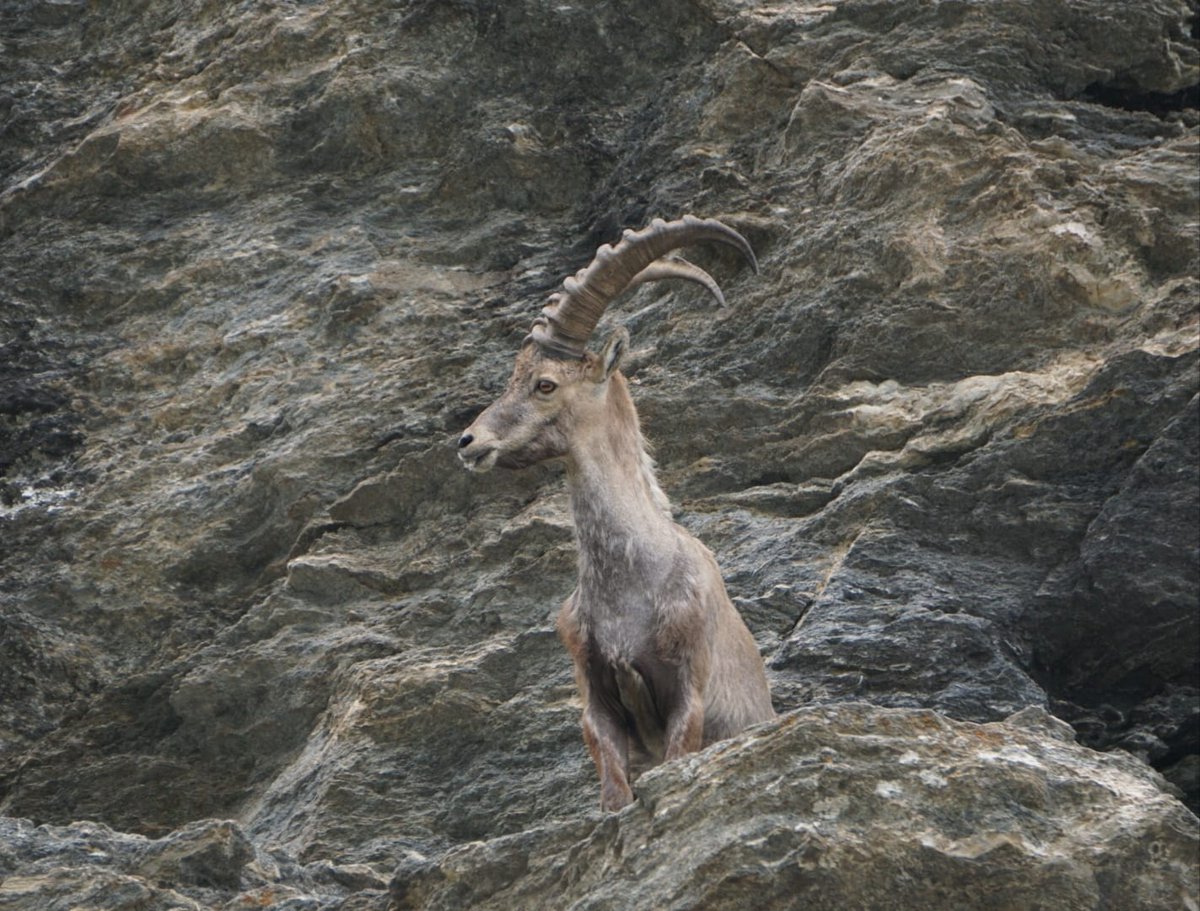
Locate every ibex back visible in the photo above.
<box><xmin>459</xmin><ymin>216</ymin><xmax>775</xmax><ymax>811</ymax></box>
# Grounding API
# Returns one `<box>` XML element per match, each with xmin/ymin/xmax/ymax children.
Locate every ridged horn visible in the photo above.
<box><xmin>527</xmin><ymin>215</ymin><xmax>757</xmax><ymax>358</ymax></box>
<box><xmin>625</xmin><ymin>257</ymin><xmax>727</xmax><ymax>306</ymax></box>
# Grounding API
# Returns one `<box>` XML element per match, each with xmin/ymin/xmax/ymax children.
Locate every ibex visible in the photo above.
<box><xmin>458</xmin><ymin>216</ymin><xmax>775</xmax><ymax>811</ymax></box>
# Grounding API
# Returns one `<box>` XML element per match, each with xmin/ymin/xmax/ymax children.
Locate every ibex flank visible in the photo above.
<box><xmin>459</xmin><ymin>216</ymin><xmax>775</xmax><ymax>811</ymax></box>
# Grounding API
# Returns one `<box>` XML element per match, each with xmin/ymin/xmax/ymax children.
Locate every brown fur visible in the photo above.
<box><xmin>460</xmin><ymin>332</ymin><xmax>775</xmax><ymax>811</ymax></box>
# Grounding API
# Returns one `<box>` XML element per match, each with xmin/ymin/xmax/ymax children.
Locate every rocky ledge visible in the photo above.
<box><xmin>1</xmin><ymin>706</ymin><xmax>1195</xmax><ymax>911</ymax></box>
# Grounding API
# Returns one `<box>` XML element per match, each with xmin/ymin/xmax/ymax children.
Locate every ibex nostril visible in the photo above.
<box><xmin>458</xmin><ymin>433</ymin><xmax>474</xmax><ymax>449</ymax></box>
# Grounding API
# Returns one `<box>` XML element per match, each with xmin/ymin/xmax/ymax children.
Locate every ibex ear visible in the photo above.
<box><xmin>594</xmin><ymin>327</ymin><xmax>629</xmax><ymax>381</ymax></box>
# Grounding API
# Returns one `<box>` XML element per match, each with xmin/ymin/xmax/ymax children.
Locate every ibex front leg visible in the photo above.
<box><xmin>663</xmin><ymin>671</ymin><xmax>705</xmax><ymax>760</ymax></box>
<box><xmin>658</xmin><ymin>605</ymin><xmax>711</xmax><ymax>760</ymax></box>
<box><xmin>581</xmin><ymin>700</ymin><xmax>634</xmax><ymax>811</ymax></box>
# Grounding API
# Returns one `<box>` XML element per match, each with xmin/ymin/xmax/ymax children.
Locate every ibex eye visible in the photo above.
<box><xmin>535</xmin><ymin>379</ymin><xmax>558</xmax><ymax>395</ymax></box>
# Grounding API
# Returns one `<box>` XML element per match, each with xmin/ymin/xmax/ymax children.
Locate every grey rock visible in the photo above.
<box><xmin>388</xmin><ymin>705</ymin><xmax>1198</xmax><ymax>911</ymax></box>
<box><xmin>0</xmin><ymin>816</ymin><xmax>373</xmax><ymax>910</ymax></box>
<box><xmin>133</xmin><ymin>818</ymin><xmax>254</xmax><ymax>890</ymax></box>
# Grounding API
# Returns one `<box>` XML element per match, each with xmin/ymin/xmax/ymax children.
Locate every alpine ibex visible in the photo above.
<box><xmin>458</xmin><ymin>216</ymin><xmax>775</xmax><ymax>811</ymax></box>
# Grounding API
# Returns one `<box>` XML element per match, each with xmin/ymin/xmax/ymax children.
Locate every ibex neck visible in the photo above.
<box><xmin>565</xmin><ymin>375</ymin><xmax>674</xmax><ymax>582</ymax></box>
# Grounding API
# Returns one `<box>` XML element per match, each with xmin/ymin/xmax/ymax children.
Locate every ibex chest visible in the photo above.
<box><xmin>573</xmin><ymin>527</ymin><xmax>692</xmax><ymax>660</ymax></box>
<box><xmin>576</xmin><ymin>587</ymin><xmax>659</xmax><ymax>664</ymax></box>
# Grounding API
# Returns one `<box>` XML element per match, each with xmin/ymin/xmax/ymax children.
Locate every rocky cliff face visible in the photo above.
<box><xmin>1</xmin><ymin>1</ymin><xmax>1197</xmax><ymax>908</ymax></box>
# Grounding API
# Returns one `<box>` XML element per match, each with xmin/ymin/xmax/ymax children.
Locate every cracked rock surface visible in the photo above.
<box><xmin>1</xmin><ymin>1</ymin><xmax>1197</xmax><ymax>908</ymax></box>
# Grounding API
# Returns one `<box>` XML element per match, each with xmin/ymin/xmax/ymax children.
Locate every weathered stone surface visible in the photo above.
<box><xmin>1</xmin><ymin>0</ymin><xmax>1197</xmax><ymax>907</ymax></box>
<box><xmin>0</xmin><ymin>816</ymin><xmax>386</xmax><ymax>910</ymax></box>
<box><xmin>388</xmin><ymin>705</ymin><xmax>1199</xmax><ymax>911</ymax></box>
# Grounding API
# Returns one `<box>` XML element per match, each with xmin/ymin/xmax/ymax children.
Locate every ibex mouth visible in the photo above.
<box><xmin>460</xmin><ymin>446</ymin><xmax>499</xmax><ymax>473</ymax></box>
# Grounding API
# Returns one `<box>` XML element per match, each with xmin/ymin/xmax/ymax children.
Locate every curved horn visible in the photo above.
<box><xmin>527</xmin><ymin>215</ymin><xmax>757</xmax><ymax>358</ymax></box>
<box><xmin>625</xmin><ymin>257</ymin><xmax>728</xmax><ymax>306</ymax></box>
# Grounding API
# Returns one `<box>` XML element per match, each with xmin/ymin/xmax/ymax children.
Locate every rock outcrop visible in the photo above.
<box><xmin>1</xmin><ymin>0</ymin><xmax>1196</xmax><ymax>908</ymax></box>
<box><xmin>389</xmin><ymin>706</ymin><xmax>1197</xmax><ymax>911</ymax></box>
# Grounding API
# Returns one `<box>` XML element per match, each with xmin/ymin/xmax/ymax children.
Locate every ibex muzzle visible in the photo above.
<box><xmin>460</xmin><ymin>216</ymin><xmax>775</xmax><ymax>811</ymax></box>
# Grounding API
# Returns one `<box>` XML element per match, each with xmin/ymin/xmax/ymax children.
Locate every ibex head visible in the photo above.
<box><xmin>458</xmin><ymin>216</ymin><xmax>757</xmax><ymax>473</ymax></box>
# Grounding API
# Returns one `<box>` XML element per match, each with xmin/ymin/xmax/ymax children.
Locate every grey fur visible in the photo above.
<box><xmin>460</xmin><ymin>322</ymin><xmax>775</xmax><ymax>810</ymax></box>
